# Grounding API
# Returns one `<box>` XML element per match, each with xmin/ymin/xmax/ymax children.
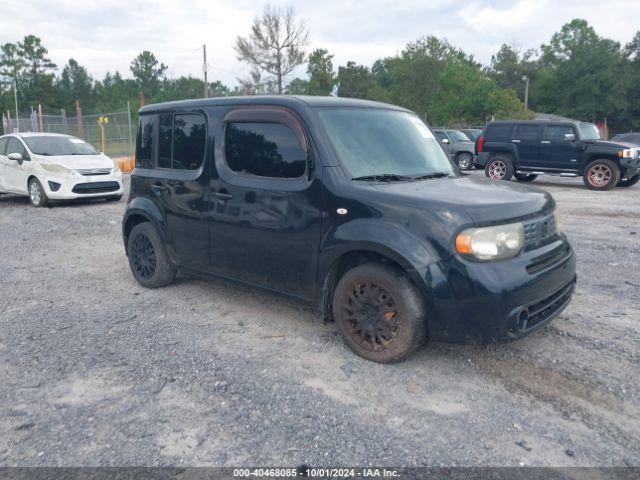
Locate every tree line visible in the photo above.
<box><xmin>1</xmin><ymin>7</ymin><xmax>639</xmax><ymax>134</ymax></box>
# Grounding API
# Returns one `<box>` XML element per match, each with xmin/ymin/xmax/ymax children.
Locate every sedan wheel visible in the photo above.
<box><xmin>455</xmin><ymin>152</ymin><xmax>473</xmax><ymax>170</ymax></box>
<box><xmin>28</xmin><ymin>179</ymin><xmax>48</xmax><ymax>207</ymax></box>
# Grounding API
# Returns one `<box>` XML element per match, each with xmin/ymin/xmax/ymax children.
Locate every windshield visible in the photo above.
<box><xmin>448</xmin><ymin>130</ymin><xmax>471</xmax><ymax>142</ymax></box>
<box><xmin>316</xmin><ymin>108</ymin><xmax>454</xmax><ymax>179</ymax></box>
<box><xmin>578</xmin><ymin>123</ymin><xmax>601</xmax><ymax>141</ymax></box>
<box><xmin>23</xmin><ymin>136</ymin><xmax>99</xmax><ymax>156</ymax></box>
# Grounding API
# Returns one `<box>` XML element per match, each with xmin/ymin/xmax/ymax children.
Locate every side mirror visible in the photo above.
<box><xmin>442</xmin><ymin>138</ymin><xmax>450</xmax><ymax>144</ymax></box>
<box><xmin>564</xmin><ymin>133</ymin><xmax>576</xmax><ymax>141</ymax></box>
<box><xmin>8</xmin><ymin>152</ymin><xmax>23</xmax><ymax>162</ymax></box>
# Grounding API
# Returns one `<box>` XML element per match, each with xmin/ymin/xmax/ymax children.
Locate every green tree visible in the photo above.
<box><xmin>57</xmin><ymin>58</ymin><xmax>93</xmax><ymax>113</ymax></box>
<box><xmin>235</xmin><ymin>4</ymin><xmax>308</xmax><ymax>94</ymax></box>
<box><xmin>0</xmin><ymin>42</ymin><xmax>25</xmax><ymax>114</ymax></box>
<box><xmin>17</xmin><ymin>35</ymin><xmax>57</xmax><ymax>109</ymax></box>
<box><xmin>130</xmin><ymin>51</ymin><xmax>168</xmax><ymax>101</ymax></box>
<box><xmin>285</xmin><ymin>77</ymin><xmax>309</xmax><ymax>94</ymax></box>
<box><xmin>306</xmin><ymin>49</ymin><xmax>334</xmax><ymax>95</ymax></box>
<box><xmin>336</xmin><ymin>61</ymin><xmax>387</xmax><ymax>101</ymax></box>
<box><xmin>488</xmin><ymin>44</ymin><xmax>539</xmax><ymax>106</ymax></box>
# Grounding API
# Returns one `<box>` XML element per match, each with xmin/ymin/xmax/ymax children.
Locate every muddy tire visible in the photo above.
<box><xmin>583</xmin><ymin>159</ymin><xmax>620</xmax><ymax>191</ymax></box>
<box><xmin>616</xmin><ymin>173</ymin><xmax>640</xmax><ymax>188</ymax></box>
<box><xmin>127</xmin><ymin>222</ymin><xmax>177</xmax><ymax>288</ymax></box>
<box><xmin>332</xmin><ymin>263</ymin><xmax>427</xmax><ymax>363</ymax></box>
<box><xmin>485</xmin><ymin>155</ymin><xmax>514</xmax><ymax>181</ymax></box>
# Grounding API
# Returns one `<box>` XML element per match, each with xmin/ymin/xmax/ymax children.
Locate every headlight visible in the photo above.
<box><xmin>620</xmin><ymin>149</ymin><xmax>635</xmax><ymax>159</ymax></box>
<box><xmin>40</xmin><ymin>163</ymin><xmax>74</xmax><ymax>175</ymax></box>
<box><xmin>112</xmin><ymin>159</ymin><xmax>121</xmax><ymax>173</ymax></box>
<box><xmin>455</xmin><ymin>222</ymin><xmax>524</xmax><ymax>261</ymax></box>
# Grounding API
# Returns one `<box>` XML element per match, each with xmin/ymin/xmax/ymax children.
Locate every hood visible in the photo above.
<box><xmin>35</xmin><ymin>154</ymin><xmax>114</xmax><ymax>170</ymax></box>
<box><xmin>355</xmin><ymin>175</ymin><xmax>554</xmax><ymax>226</ymax></box>
<box><xmin>586</xmin><ymin>139</ymin><xmax>636</xmax><ymax>149</ymax></box>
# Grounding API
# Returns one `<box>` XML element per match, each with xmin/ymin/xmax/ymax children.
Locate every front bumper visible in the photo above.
<box><xmin>620</xmin><ymin>154</ymin><xmax>640</xmax><ymax>174</ymax></box>
<box><xmin>415</xmin><ymin>236</ymin><xmax>576</xmax><ymax>344</ymax></box>
<box><xmin>42</xmin><ymin>171</ymin><xmax>124</xmax><ymax>200</ymax></box>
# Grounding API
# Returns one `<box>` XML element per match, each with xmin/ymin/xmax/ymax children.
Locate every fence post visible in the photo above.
<box><xmin>38</xmin><ymin>104</ymin><xmax>44</xmax><ymax>132</ymax></box>
<box><xmin>75</xmin><ymin>100</ymin><xmax>84</xmax><ymax>139</ymax></box>
<box><xmin>127</xmin><ymin>100</ymin><xmax>134</xmax><ymax>157</ymax></box>
<box><xmin>61</xmin><ymin>108</ymin><xmax>68</xmax><ymax>134</ymax></box>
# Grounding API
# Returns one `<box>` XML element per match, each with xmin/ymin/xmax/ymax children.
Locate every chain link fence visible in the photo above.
<box><xmin>2</xmin><ymin>105</ymin><xmax>134</xmax><ymax>158</ymax></box>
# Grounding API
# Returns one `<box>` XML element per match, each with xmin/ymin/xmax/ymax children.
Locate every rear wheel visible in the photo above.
<box><xmin>454</xmin><ymin>152</ymin><xmax>474</xmax><ymax>171</ymax></box>
<box><xmin>127</xmin><ymin>222</ymin><xmax>177</xmax><ymax>288</ymax></box>
<box><xmin>28</xmin><ymin>178</ymin><xmax>48</xmax><ymax>207</ymax></box>
<box><xmin>333</xmin><ymin>263</ymin><xmax>427</xmax><ymax>363</ymax></box>
<box><xmin>514</xmin><ymin>172</ymin><xmax>538</xmax><ymax>182</ymax></box>
<box><xmin>485</xmin><ymin>156</ymin><xmax>514</xmax><ymax>181</ymax></box>
<box><xmin>583</xmin><ymin>159</ymin><xmax>620</xmax><ymax>191</ymax></box>
<box><xmin>617</xmin><ymin>173</ymin><xmax>640</xmax><ymax>188</ymax></box>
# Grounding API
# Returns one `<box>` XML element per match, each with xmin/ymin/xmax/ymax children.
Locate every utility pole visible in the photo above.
<box><xmin>522</xmin><ymin>75</ymin><xmax>530</xmax><ymax>111</ymax></box>
<box><xmin>203</xmin><ymin>44</ymin><xmax>209</xmax><ymax>98</ymax></box>
<box><xmin>13</xmin><ymin>78</ymin><xmax>19</xmax><ymax>132</ymax></box>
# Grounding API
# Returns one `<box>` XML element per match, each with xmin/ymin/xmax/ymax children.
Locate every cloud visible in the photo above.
<box><xmin>0</xmin><ymin>0</ymin><xmax>638</xmax><ymax>87</ymax></box>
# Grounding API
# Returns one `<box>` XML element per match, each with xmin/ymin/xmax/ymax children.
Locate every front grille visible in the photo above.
<box><xmin>525</xmin><ymin>280</ymin><xmax>575</xmax><ymax>330</ymax></box>
<box><xmin>72</xmin><ymin>182</ymin><xmax>120</xmax><ymax>194</ymax></box>
<box><xmin>526</xmin><ymin>244</ymin><xmax>571</xmax><ymax>274</ymax></box>
<box><xmin>74</xmin><ymin>168</ymin><xmax>112</xmax><ymax>176</ymax></box>
<box><xmin>523</xmin><ymin>214</ymin><xmax>556</xmax><ymax>250</ymax></box>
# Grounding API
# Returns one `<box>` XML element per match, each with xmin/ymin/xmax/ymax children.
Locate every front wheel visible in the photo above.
<box><xmin>28</xmin><ymin>178</ymin><xmax>49</xmax><ymax>207</ymax></box>
<box><xmin>485</xmin><ymin>156</ymin><xmax>514</xmax><ymax>181</ymax></box>
<box><xmin>583</xmin><ymin>159</ymin><xmax>620</xmax><ymax>191</ymax></box>
<box><xmin>514</xmin><ymin>172</ymin><xmax>538</xmax><ymax>182</ymax></box>
<box><xmin>617</xmin><ymin>173</ymin><xmax>640</xmax><ymax>188</ymax></box>
<box><xmin>127</xmin><ymin>222</ymin><xmax>177</xmax><ymax>288</ymax></box>
<box><xmin>332</xmin><ymin>263</ymin><xmax>427</xmax><ymax>363</ymax></box>
<box><xmin>454</xmin><ymin>152</ymin><xmax>474</xmax><ymax>171</ymax></box>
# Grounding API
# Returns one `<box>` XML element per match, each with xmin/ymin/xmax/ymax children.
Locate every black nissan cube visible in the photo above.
<box><xmin>122</xmin><ymin>96</ymin><xmax>576</xmax><ymax>363</ymax></box>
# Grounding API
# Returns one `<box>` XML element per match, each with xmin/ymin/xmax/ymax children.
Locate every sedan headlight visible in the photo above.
<box><xmin>40</xmin><ymin>163</ymin><xmax>74</xmax><ymax>175</ymax></box>
<box><xmin>455</xmin><ymin>222</ymin><xmax>524</xmax><ymax>261</ymax></box>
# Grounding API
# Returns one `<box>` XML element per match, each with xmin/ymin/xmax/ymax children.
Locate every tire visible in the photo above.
<box><xmin>617</xmin><ymin>173</ymin><xmax>640</xmax><ymax>188</ymax></box>
<box><xmin>514</xmin><ymin>172</ymin><xmax>538</xmax><ymax>182</ymax></box>
<box><xmin>454</xmin><ymin>152</ymin><xmax>474</xmax><ymax>171</ymax></box>
<box><xmin>28</xmin><ymin>178</ymin><xmax>49</xmax><ymax>207</ymax></box>
<box><xmin>126</xmin><ymin>222</ymin><xmax>177</xmax><ymax>288</ymax></box>
<box><xmin>583</xmin><ymin>159</ymin><xmax>620</xmax><ymax>191</ymax></box>
<box><xmin>485</xmin><ymin>155</ymin><xmax>514</xmax><ymax>181</ymax></box>
<box><xmin>332</xmin><ymin>263</ymin><xmax>427</xmax><ymax>363</ymax></box>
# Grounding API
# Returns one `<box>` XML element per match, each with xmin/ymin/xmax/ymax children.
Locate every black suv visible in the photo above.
<box><xmin>477</xmin><ymin>120</ymin><xmax>640</xmax><ymax>190</ymax></box>
<box><xmin>123</xmin><ymin>96</ymin><xmax>575</xmax><ymax>363</ymax></box>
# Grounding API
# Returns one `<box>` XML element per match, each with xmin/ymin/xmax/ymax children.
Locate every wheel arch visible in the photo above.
<box><xmin>122</xmin><ymin>197</ymin><xmax>166</xmax><ymax>250</ymax></box>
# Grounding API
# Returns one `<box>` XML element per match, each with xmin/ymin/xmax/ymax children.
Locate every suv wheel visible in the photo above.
<box><xmin>485</xmin><ymin>156</ymin><xmax>514</xmax><ymax>181</ymax></box>
<box><xmin>514</xmin><ymin>172</ymin><xmax>538</xmax><ymax>182</ymax></box>
<box><xmin>583</xmin><ymin>159</ymin><xmax>620</xmax><ymax>191</ymax></box>
<box><xmin>127</xmin><ymin>222</ymin><xmax>177</xmax><ymax>288</ymax></box>
<box><xmin>332</xmin><ymin>263</ymin><xmax>427</xmax><ymax>363</ymax></box>
<box><xmin>454</xmin><ymin>152</ymin><xmax>473</xmax><ymax>171</ymax></box>
<box><xmin>28</xmin><ymin>178</ymin><xmax>49</xmax><ymax>207</ymax></box>
<box><xmin>617</xmin><ymin>173</ymin><xmax>640</xmax><ymax>188</ymax></box>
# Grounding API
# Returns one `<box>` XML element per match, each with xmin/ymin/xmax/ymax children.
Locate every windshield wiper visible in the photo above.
<box><xmin>352</xmin><ymin>173</ymin><xmax>416</xmax><ymax>182</ymax></box>
<box><xmin>408</xmin><ymin>172</ymin><xmax>451</xmax><ymax>180</ymax></box>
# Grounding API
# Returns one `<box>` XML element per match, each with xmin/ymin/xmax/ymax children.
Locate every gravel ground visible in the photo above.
<box><xmin>0</xmin><ymin>172</ymin><xmax>639</xmax><ymax>467</ymax></box>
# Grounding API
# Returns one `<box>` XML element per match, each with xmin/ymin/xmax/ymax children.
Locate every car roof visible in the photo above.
<box><xmin>139</xmin><ymin>95</ymin><xmax>411</xmax><ymax>114</ymax></box>
<box><xmin>487</xmin><ymin>120</ymin><xmax>581</xmax><ymax>126</ymax></box>
<box><xmin>0</xmin><ymin>132</ymin><xmax>75</xmax><ymax>139</ymax></box>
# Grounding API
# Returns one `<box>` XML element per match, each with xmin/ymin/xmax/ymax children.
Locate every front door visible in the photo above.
<box><xmin>208</xmin><ymin>107</ymin><xmax>322</xmax><ymax>300</ymax></box>
<box><xmin>0</xmin><ymin>137</ymin><xmax>9</xmax><ymax>191</ymax></box>
<box><xmin>540</xmin><ymin>124</ymin><xmax>582</xmax><ymax>171</ymax></box>
<box><xmin>5</xmin><ymin>137</ymin><xmax>31</xmax><ymax>193</ymax></box>
<box><xmin>513</xmin><ymin>124</ymin><xmax>543</xmax><ymax>169</ymax></box>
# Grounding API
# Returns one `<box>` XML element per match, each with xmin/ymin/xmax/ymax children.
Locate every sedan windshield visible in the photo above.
<box><xmin>578</xmin><ymin>123</ymin><xmax>601</xmax><ymax>140</ymax></box>
<box><xmin>448</xmin><ymin>130</ymin><xmax>471</xmax><ymax>142</ymax></box>
<box><xmin>316</xmin><ymin>108</ymin><xmax>454</xmax><ymax>179</ymax></box>
<box><xmin>23</xmin><ymin>136</ymin><xmax>99</xmax><ymax>156</ymax></box>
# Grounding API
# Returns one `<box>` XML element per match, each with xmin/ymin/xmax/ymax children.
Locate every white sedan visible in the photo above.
<box><xmin>0</xmin><ymin>132</ymin><xmax>124</xmax><ymax>207</ymax></box>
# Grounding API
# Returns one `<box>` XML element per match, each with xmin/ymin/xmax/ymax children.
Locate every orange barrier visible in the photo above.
<box><xmin>114</xmin><ymin>156</ymin><xmax>135</xmax><ymax>173</ymax></box>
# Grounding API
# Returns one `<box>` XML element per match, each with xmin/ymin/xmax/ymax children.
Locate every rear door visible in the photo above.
<box><xmin>208</xmin><ymin>107</ymin><xmax>322</xmax><ymax>300</ymax></box>
<box><xmin>540</xmin><ymin>124</ymin><xmax>582</xmax><ymax>170</ymax></box>
<box><xmin>513</xmin><ymin>124</ymin><xmax>543</xmax><ymax>168</ymax></box>
<box><xmin>5</xmin><ymin>137</ymin><xmax>31</xmax><ymax>193</ymax></box>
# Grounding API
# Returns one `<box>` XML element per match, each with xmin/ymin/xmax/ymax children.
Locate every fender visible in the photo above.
<box><xmin>579</xmin><ymin>149</ymin><xmax>620</xmax><ymax>174</ymax></box>
<box><xmin>122</xmin><ymin>196</ymin><xmax>166</xmax><ymax>247</ymax></box>
<box><xmin>486</xmin><ymin>143</ymin><xmax>519</xmax><ymax>165</ymax></box>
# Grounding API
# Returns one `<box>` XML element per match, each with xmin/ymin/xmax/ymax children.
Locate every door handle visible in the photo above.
<box><xmin>151</xmin><ymin>184</ymin><xmax>167</xmax><ymax>195</ymax></box>
<box><xmin>512</xmin><ymin>139</ymin><xmax>521</xmax><ymax>143</ymax></box>
<box><xmin>212</xmin><ymin>191</ymin><xmax>233</xmax><ymax>201</ymax></box>
<box><xmin>541</xmin><ymin>140</ymin><xmax>551</xmax><ymax>144</ymax></box>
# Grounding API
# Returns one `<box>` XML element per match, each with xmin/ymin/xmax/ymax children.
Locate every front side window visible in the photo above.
<box><xmin>448</xmin><ymin>130</ymin><xmax>470</xmax><ymax>142</ymax></box>
<box><xmin>157</xmin><ymin>113</ymin><xmax>206</xmax><ymax>170</ymax></box>
<box><xmin>7</xmin><ymin>137</ymin><xmax>29</xmax><ymax>159</ymax></box>
<box><xmin>316</xmin><ymin>108</ymin><xmax>454</xmax><ymax>178</ymax></box>
<box><xmin>136</xmin><ymin>115</ymin><xmax>155</xmax><ymax>169</ymax></box>
<box><xmin>544</xmin><ymin>125</ymin><xmax>575</xmax><ymax>141</ymax></box>
<box><xmin>0</xmin><ymin>137</ymin><xmax>8</xmax><ymax>155</ymax></box>
<box><xmin>225</xmin><ymin>122</ymin><xmax>307</xmax><ymax>178</ymax></box>
<box><xmin>434</xmin><ymin>131</ymin><xmax>448</xmax><ymax>142</ymax></box>
<box><xmin>514</xmin><ymin>124</ymin><xmax>542</xmax><ymax>141</ymax></box>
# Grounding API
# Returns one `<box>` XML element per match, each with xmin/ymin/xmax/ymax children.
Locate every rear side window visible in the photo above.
<box><xmin>158</xmin><ymin>113</ymin><xmax>207</xmax><ymax>170</ymax></box>
<box><xmin>514</xmin><ymin>124</ymin><xmax>542</xmax><ymax>141</ymax></box>
<box><xmin>136</xmin><ymin>115</ymin><xmax>155</xmax><ymax>169</ymax></box>
<box><xmin>485</xmin><ymin>124</ymin><xmax>513</xmax><ymax>141</ymax></box>
<box><xmin>225</xmin><ymin>122</ymin><xmax>306</xmax><ymax>178</ymax></box>
<box><xmin>544</xmin><ymin>125</ymin><xmax>574</xmax><ymax>141</ymax></box>
<box><xmin>0</xmin><ymin>137</ymin><xmax>8</xmax><ymax>155</ymax></box>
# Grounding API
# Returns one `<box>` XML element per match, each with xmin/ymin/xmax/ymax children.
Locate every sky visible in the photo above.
<box><xmin>1</xmin><ymin>0</ymin><xmax>639</xmax><ymax>87</ymax></box>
